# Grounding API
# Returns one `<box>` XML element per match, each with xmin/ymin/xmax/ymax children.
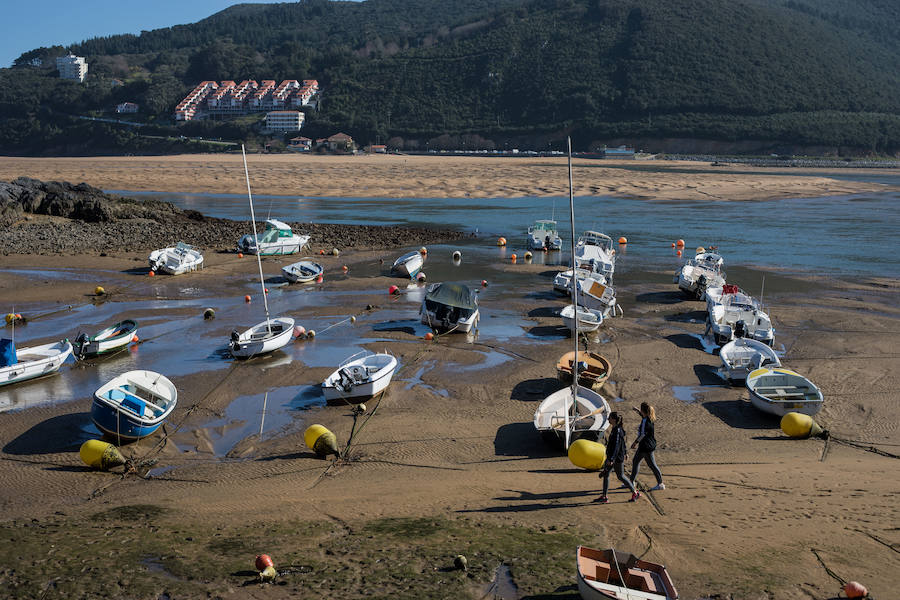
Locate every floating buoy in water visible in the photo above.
<box><xmin>255</xmin><ymin>554</ymin><xmax>274</xmax><ymax>571</ymax></box>
<box><xmin>332</xmin><ymin>248</ymin><xmax>340</xmax><ymax>256</ymax></box>
<box><xmin>510</xmin><ymin>253</ymin><xmax>517</xmax><ymax>262</ymax></box>
<box><xmin>524</xmin><ymin>251</ymin><xmax>533</xmax><ymax>260</ymax></box>
<box><xmin>780</xmin><ymin>412</ymin><xmax>828</xmax><ymax>439</ymax></box>
<box><xmin>424</xmin><ymin>332</ymin><xmax>434</xmax><ymax>341</ymax></box>
<box><xmin>568</xmin><ymin>439</ymin><xmax>607</xmax><ymax>470</ymax></box>
<box><xmin>416</xmin><ymin>272</ymin><xmax>427</xmax><ymax>282</ymax></box>
<box><xmin>203</xmin><ymin>308</ymin><xmax>216</xmax><ymax>320</ymax></box>
<box><xmin>132</xmin><ymin>335</ymin><xmax>139</xmax><ymax>343</ymax></box>
<box><xmin>244</xmin><ymin>294</ymin><xmax>251</xmax><ymax>303</ymax></box>
<box><xmin>79</xmin><ymin>440</ymin><xmax>126</xmax><ymax>470</ymax></box>
<box><xmin>676</xmin><ymin>239</ymin><xmax>685</xmax><ymax>247</ymax></box>
<box><xmin>671</xmin><ymin>242</ymin><xmax>676</xmax><ymax>248</ymax></box>
<box><xmin>264</xmin><ymin>288</ymin><xmax>269</xmax><ymax>294</ymax></box>
<box><xmin>148</xmin><ymin>270</ymin><xmax>155</xmax><ymax>277</ymax></box>
<box><xmin>618</xmin><ymin>236</ymin><xmax>627</xmax><ymax>244</ymax></box>
<box><xmin>316</xmin><ymin>275</ymin><xmax>323</xmax><ymax>284</ymax></box>
<box><xmin>238</xmin><ymin>253</ymin><xmax>244</xmax><ymax>259</ymax></box>
<box><xmin>497</xmin><ymin>237</ymin><xmax>507</xmax><ymax>246</ymax></box>
<box><xmin>420</xmin><ymin>246</ymin><xmax>428</xmax><ymax>255</ymax></box>
<box><xmin>350</xmin><ymin>316</ymin><xmax>357</xmax><ymax>323</ymax></box>
<box><xmin>342</xmin><ymin>265</ymin><xmax>348</xmax><ymax>271</ymax></box>
<box><xmin>304</xmin><ymin>424</ymin><xmax>338</xmax><ymax>456</ymax></box>
<box><xmin>293</xmin><ymin>325</ymin><xmax>306</xmax><ymax>338</ymax></box>
<box><xmin>452</xmin><ymin>250</ymin><xmax>461</xmax><ymax>261</ymax></box>
<box><xmin>306</xmin><ymin>329</ymin><xmax>316</xmax><ymax>338</ymax></box>
<box><xmin>676</xmin><ymin>250</ymin><xmax>682</xmax><ymax>257</ymax></box>
<box><xmin>388</xmin><ymin>285</ymin><xmax>400</xmax><ymax>295</ymax></box>
<box><xmin>94</xmin><ymin>286</ymin><xmax>105</xmax><ymax>296</ymax></box>
<box><xmin>843</xmin><ymin>581</ymin><xmax>868</xmax><ymax>599</ymax></box>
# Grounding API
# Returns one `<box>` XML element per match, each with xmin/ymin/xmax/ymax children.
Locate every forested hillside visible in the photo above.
<box><xmin>2</xmin><ymin>0</ymin><xmax>898</xmax><ymax>155</ymax></box>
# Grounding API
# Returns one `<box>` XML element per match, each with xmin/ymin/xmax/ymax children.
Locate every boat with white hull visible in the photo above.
<box><xmin>148</xmin><ymin>242</ymin><xmax>204</xmax><ymax>275</ymax></box>
<box><xmin>281</xmin><ymin>260</ymin><xmax>323</xmax><ymax>283</ymax></box>
<box><xmin>707</xmin><ymin>296</ymin><xmax>774</xmax><ymax>346</ymax></box>
<box><xmin>238</xmin><ymin>219</ymin><xmax>310</xmax><ymax>256</ymax></box>
<box><xmin>527</xmin><ymin>219</ymin><xmax>562</xmax><ymax>250</ymax></box>
<box><xmin>0</xmin><ymin>338</ymin><xmax>72</xmax><ymax>388</ymax></box>
<box><xmin>322</xmin><ymin>351</ymin><xmax>398</xmax><ymax>403</ymax></box>
<box><xmin>577</xmin><ymin>546</ymin><xmax>679</xmax><ymax>600</ymax></box>
<box><xmin>574</xmin><ymin>231</ymin><xmax>616</xmax><ymax>280</ymax></box>
<box><xmin>73</xmin><ymin>319</ymin><xmax>137</xmax><ymax>359</ymax></box>
<box><xmin>391</xmin><ymin>251</ymin><xmax>424</xmax><ymax>278</ymax></box>
<box><xmin>718</xmin><ymin>337</ymin><xmax>781</xmax><ymax>382</ymax></box>
<box><xmin>560</xmin><ymin>304</ymin><xmax>603</xmax><ymax>333</ymax></box>
<box><xmin>746</xmin><ymin>367</ymin><xmax>823</xmax><ymax>416</ymax></box>
<box><xmin>420</xmin><ymin>282</ymin><xmax>479</xmax><ymax>333</ymax></box>
<box><xmin>675</xmin><ymin>251</ymin><xmax>725</xmax><ymax>298</ymax></box>
<box><xmin>92</xmin><ymin>370</ymin><xmax>177</xmax><ymax>441</ymax></box>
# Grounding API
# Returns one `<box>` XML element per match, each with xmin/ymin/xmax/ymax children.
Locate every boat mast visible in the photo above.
<box><xmin>566</xmin><ymin>137</ymin><xmax>577</xmax><ymax>449</ymax></box>
<box><xmin>241</xmin><ymin>145</ymin><xmax>273</xmax><ymax>332</ymax></box>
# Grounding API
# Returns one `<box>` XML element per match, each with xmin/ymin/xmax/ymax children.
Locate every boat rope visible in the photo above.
<box><xmin>830</xmin><ymin>437</ymin><xmax>900</xmax><ymax>460</ymax></box>
<box><xmin>313</xmin><ymin>314</ymin><xmax>358</xmax><ymax>337</ymax></box>
<box><xmin>663</xmin><ymin>473</ymin><xmax>790</xmax><ymax>493</ymax></box>
<box><xmin>810</xmin><ymin>548</ymin><xmax>846</xmax><ymax>586</ymax></box>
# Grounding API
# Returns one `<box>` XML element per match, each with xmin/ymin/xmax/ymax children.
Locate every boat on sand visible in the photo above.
<box><xmin>322</xmin><ymin>351</ymin><xmax>398</xmax><ymax>403</ymax></box>
<box><xmin>92</xmin><ymin>369</ymin><xmax>177</xmax><ymax>441</ymax></box>
<box><xmin>718</xmin><ymin>337</ymin><xmax>781</xmax><ymax>382</ymax></box>
<box><xmin>0</xmin><ymin>338</ymin><xmax>72</xmax><ymax>388</ymax></box>
<box><xmin>746</xmin><ymin>367</ymin><xmax>823</xmax><ymax>416</ymax></box>
<box><xmin>556</xmin><ymin>350</ymin><xmax>611</xmax><ymax>389</ymax></box>
<box><xmin>281</xmin><ymin>259</ymin><xmax>323</xmax><ymax>283</ymax></box>
<box><xmin>576</xmin><ymin>546</ymin><xmax>678</xmax><ymax>600</ymax></box>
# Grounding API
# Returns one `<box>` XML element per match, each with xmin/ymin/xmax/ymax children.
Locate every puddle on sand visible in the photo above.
<box><xmin>687</xmin><ymin>333</ymin><xmax>720</xmax><ymax>354</ymax></box>
<box><xmin>672</xmin><ymin>385</ymin><xmax>709</xmax><ymax>404</ymax></box>
<box><xmin>141</xmin><ymin>556</ymin><xmax>180</xmax><ymax>580</ymax></box>
<box><xmin>457</xmin><ymin>348</ymin><xmax>512</xmax><ymax>372</ymax></box>
<box><xmin>401</xmin><ymin>361</ymin><xmax>449</xmax><ymax>398</ymax></box>
<box><xmin>481</xmin><ymin>564</ymin><xmax>519</xmax><ymax>600</ymax></box>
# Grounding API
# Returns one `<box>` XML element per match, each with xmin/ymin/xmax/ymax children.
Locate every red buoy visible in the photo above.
<box><xmin>481</xmin><ymin>279</ymin><xmax>488</xmax><ymax>287</ymax></box>
<box><xmin>238</xmin><ymin>253</ymin><xmax>244</xmax><ymax>259</ymax></box>
<box><xmin>424</xmin><ymin>332</ymin><xmax>434</xmax><ymax>341</ymax></box>
<box><xmin>132</xmin><ymin>335</ymin><xmax>139</xmax><ymax>343</ymax></box>
<box><xmin>255</xmin><ymin>554</ymin><xmax>274</xmax><ymax>571</ymax></box>
<box><xmin>148</xmin><ymin>271</ymin><xmax>155</xmax><ymax>277</ymax></box>
<box><xmin>388</xmin><ymin>285</ymin><xmax>399</xmax><ymax>295</ymax></box>
<box><xmin>244</xmin><ymin>295</ymin><xmax>251</xmax><ymax>303</ymax></box>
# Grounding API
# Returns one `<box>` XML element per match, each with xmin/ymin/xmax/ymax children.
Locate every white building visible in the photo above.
<box><xmin>265</xmin><ymin>111</ymin><xmax>305</xmax><ymax>132</ymax></box>
<box><xmin>56</xmin><ymin>54</ymin><xmax>88</xmax><ymax>82</ymax></box>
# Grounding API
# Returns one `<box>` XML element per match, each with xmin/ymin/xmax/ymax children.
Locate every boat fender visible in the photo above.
<box><xmin>452</xmin><ymin>250</ymin><xmax>461</xmax><ymax>261</ymax></box>
<box><xmin>79</xmin><ymin>440</ymin><xmax>126</xmax><ymax>470</ymax></box>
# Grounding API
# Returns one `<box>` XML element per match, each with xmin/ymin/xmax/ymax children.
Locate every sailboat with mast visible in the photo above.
<box><xmin>229</xmin><ymin>146</ymin><xmax>295</xmax><ymax>359</ymax></box>
<box><xmin>534</xmin><ymin>139</ymin><xmax>611</xmax><ymax>447</ymax></box>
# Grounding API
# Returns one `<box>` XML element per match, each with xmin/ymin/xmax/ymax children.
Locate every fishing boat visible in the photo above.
<box><xmin>675</xmin><ymin>250</ymin><xmax>725</xmax><ymax>298</ymax></box>
<box><xmin>574</xmin><ymin>231</ymin><xmax>616</xmax><ymax>280</ymax></box>
<box><xmin>281</xmin><ymin>259</ymin><xmax>323</xmax><ymax>283</ymax></box>
<box><xmin>391</xmin><ymin>250</ymin><xmax>424</xmax><ymax>279</ymax></box>
<box><xmin>148</xmin><ymin>242</ymin><xmax>204</xmax><ymax>275</ymax></box>
<box><xmin>718</xmin><ymin>337</ymin><xmax>781</xmax><ymax>382</ymax></box>
<box><xmin>73</xmin><ymin>319</ymin><xmax>137</xmax><ymax>359</ymax></box>
<box><xmin>420</xmin><ymin>282</ymin><xmax>479</xmax><ymax>333</ymax></box>
<box><xmin>91</xmin><ymin>370</ymin><xmax>177</xmax><ymax>441</ymax></box>
<box><xmin>237</xmin><ymin>218</ymin><xmax>310</xmax><ymax>256</ymax></box>
<box><xmin>527</xmin><ymin>219</ymin><xmax>562</xmax><ymax>250</ymax></box>
<box><xmin>746</xmin><ymin>367</ymin><xmax>823</xmax><ymax>416</ymax></box>
<box><xmin>576</xmin><ymin>546</ymin><xmax>679</xmax><ymax>600</ymax></box>
<box><xmin>706</xmin><ymin>294</ymin><xmax>774</xmax><ymax>346</ymax></box>
<box><xmin>0</xmin><ymin>338</ymin><xmax>72</xmax><ymax>387</ymax></box>
<box><xmin>556</xmin><ymin>350</ymin><xmax>611</xmax><ymax>388</ymax></box>
<box><xmin>322</xmin><ymin>350</ymin><xmax>398</xmax><ymax>403</ymax></box>
<box><xmin>560</xmin><ymin>304</ymin><xmax>604</xmax><ymax>333</ymax></box>
<box><xmin>230</xmin><ymin>146</ymin><xmax>296</xmax><ymax>359</ymax></box>
<box><xmin>534</xmin><ymin>138</ymin><xmax>611</xmax><ymax>448</ymax></box>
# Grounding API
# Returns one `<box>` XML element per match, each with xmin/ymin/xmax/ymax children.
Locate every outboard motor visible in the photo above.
<box><xmin>73</xmin><ymin>332</ymin><xmax>89</xmax><ymax>358</ymax></box>
<box><xmin>734</xmin><ymin>319</ymin><xmax>747</xmax><ymax>339</ymax></box>
<box><xmin>696</xmin><ymin>274</ymin><xmax>709</xmax><ymax>298</ymax></box>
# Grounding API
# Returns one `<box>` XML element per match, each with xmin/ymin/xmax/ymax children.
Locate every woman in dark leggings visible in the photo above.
<box><xmin>630</xmin><ymin>402</ymin><xmax>665</xmax><ymax>491</ymax></box>
<box><xmin>595</xmin><ymin>412</ymin><xmax>641</xmax><ymax>504</ymax></box>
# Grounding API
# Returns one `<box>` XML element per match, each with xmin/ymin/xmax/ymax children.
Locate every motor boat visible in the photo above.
<box><xmin>148</xmin><ymin>242</ymin><xmax>204</xmax><ymax>275</ymax></box>
<box><xmin>574</xmin><ymin>231</ymin><xmax>616</xmax><ymax>281</ymax></box>
<box><xmin>420</xmin><ymin>282</ymin><xmax>479</xmax><ymax>333</ymax></box>
<box><xmin>718</xmin><ymin>337</ymin><xmax>781</xmax><ymax>382</ymax></box>
<box><xmin>706</xmin><ymin>294</ymin><xmax>774</xmax><ymax>346</ymax></box>
<box><xmin>527</xmin><ymin>219</ymin><xmax>562</xmax><ymax>250</ymax></box>
<box><xmin>560</xmin><ymin>304</ymin><xmax>603</xmax><ymax>333</ymax></box>
<box><xmin>73</xmin><ymin>319</ymin><xmax>138</xmax><ymax>359</ymax></box>
<box><xmin>238</xmin><ymin>219</ymin><xmax>310</xmax><ymax>256</ymax></box>
<box><xmin>675</xmin><ymin>251</ymin><xmax>725</xmax><ymax>298</ymax></box>
<box><xmin>322</xmin><ymin>351</ymin><xmax>398</xmax><ymax>403</ymax></box>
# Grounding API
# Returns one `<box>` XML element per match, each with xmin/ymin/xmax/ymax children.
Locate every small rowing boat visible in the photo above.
<box><xmin>73</xmin><ymin>319</ymin><xmax>137</xmax><ymax>359</ymax></box>
<box><xmin>92</xmin><ymin>370</ymin><xmax>177</xmax><ymax>441</ymax></box>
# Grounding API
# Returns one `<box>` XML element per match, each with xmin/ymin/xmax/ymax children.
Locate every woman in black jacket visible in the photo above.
<box><xmin>596</xmin><ymin>412</ymin><xmax>641</xmax><ymax>504</ymax></box>
<box><xmin>630</xmin><ymin>402</ymin><xmax>665</xmax><ymax>491</ymax></box>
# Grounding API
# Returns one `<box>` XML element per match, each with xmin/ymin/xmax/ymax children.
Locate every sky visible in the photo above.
<box><xmin>0</xmin><ymin>1</ymin><xmax>286</xmax><ymax>68</ymax></box>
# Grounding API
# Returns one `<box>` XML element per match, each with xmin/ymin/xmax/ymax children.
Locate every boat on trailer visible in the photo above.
<box><xmin>576</xmin><ymin>546</ymin><xmax>678</xmax><ymax>600</ymax></box>
<box><xmin>0</xmin><ymin>338</ymin><xmax>72</xmax><ymax>388</ymax></box>
<box><xmin>322</xmin><ymin>350</ymin><xmax>398</xmax><ymax>404</ymax></box>
<box><xmin>391</xmin><ymin>250</ymin><xmax>424</xmax><ymax>279</ymax></box>
<box><xmin>718</xmin><ymin>337</ymin><xmax>781</xmax><ymax>382</ymax></box>
<box><xmin>746</xmin><ymin>367</ymin><xmax>823</xmax><ymax>416</ymax></box>
<box><xmin>73</xmin><ymin>319</ymin><xmax>137</xmax><ymax>359</ymax></box>
<box><xmin>238</xmin><ymin>219</ymin><xmax>310</xmax><ymax>256</ymax></box>
<box><xmin>91</xmin><ymin>370</ymin><xmax>177</xmax><ymax>441</ymax></box>
<box><xmin>148</xmin><ymin>242</ymin><xmax>204</xmax><ymax>275</ymax></box>
<box><xmin>527</xmin><ymin>219</ymin><xmax>562</xmax><ymax>250</ymax></box>
<box><xmin>281</xmin><ymin>259</ymin><xmax>323</xmax><ymax>283</ymax></box>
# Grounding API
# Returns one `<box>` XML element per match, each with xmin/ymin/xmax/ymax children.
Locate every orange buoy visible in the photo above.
<box><xmin>255</xmin><ymin>554</ymin><xmax>274</xmax><ymax>571</ymax></box>
<box><xmin>843</xmin><ymin>582</ymin><xmax>867</xmax><ymax>599</ymax></box>
<box><xmin>419</xmin><ymin>246</ymin><xmax>427</xmax><ymax>255</ymax></box>
<box><xmin>132</xmin><ymin>335</ymin><xmax>139</xmax><ymax>343</ymax></box>
<box><xmin>148</xmin><ymin>270</ymin><xmax>155</xmax><ymax>277</ymax></box>
<box><xmin>238</xmin><ymin>252</ymin><xmax>244</xmax><ymax>259</ymax></box>
<box><xmin>510</xmin><ymin>253</ymin><xmax>517</xmax><ymax>261</ymax></box>
<box><xmin>342</xmin><ymin>265</ymin><xmax>348</xmax><ymax>271</ymax></box>
<box><xmin>319</xmin><ymin>249</ymin><xmax>325</xmax><ymax>255</ymax></box>
<box><xmin>424</xmin><ymin>332</ymin><xmax>434</xmax><ymax>341</ymax></box>
<box><xmin>244</xmin><ymin>294</ymin><xmax>251</xmax><ymax>303</ymax></box>
<box><xmin>618</xmin><ymin>236</ymin><xmax>627</xmax><ymax>244</ymax></box>
<box><xmin>676</xmin><ymin>250</ymin><xmax>682</xmax><ymax>257</ymax></box>
<box><xmin>671</xmin><ymin>242</ymin><xmax>675</xmax><ymax>247</ymax></box>
<box><xmin>497</xmin><ymin>237</ymin><xmax>507</xmax><ymax>246</ymax></box>
<box><xmin>676</xmin><ymin>239</ymin><xmax>685</xmax><ymax>247</ymax></box>
<box><xmin>388</xmin><ymin>285</ymin><xmax>399</xmax><ymax>295</ymax></box>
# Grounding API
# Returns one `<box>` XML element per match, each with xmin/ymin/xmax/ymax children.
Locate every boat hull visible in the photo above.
<box><xmin>719</xmin><ymin>338</ymin><xmax>781</xmax><ymax>382</ymax></box>
<box><xmin>74</xmin><ymin>320</ymin><xmax>138</xmax><ymax>359</ymax></box>
<box><xmin>746</xmin><ymin>367</ymin><xmax>823</xmax><ymax>416</ymax></box>
<box><xmin>534</xmin><ymin>386</ymin><xmax>610</xmax><ymax>446</ymax></box>
<box><xmin>322</xmin><ymin>353</ymin><xmax>398</xmax><ymax>403</ymax></box>
<box><xmin>229</xmin><ymin>317</ymin><xmax>295</xmax><ymax>358</ymax></box>
<box><xmin>91</xmin><ymin>369</ymin><xmax>177</xmax><ymax>441</ymax></box>
<box><xmin>149</xmin><ymin>244</ymin><xmax>204</xmax><ymax>275</ymax></box>
<box><xmin>576</xmin><ymin>546</ymin><xmax>677</xmax><ymax>600</ymax></box>
<box><xmin>282</xmin><ymin>260</ymin><xmax>323</xmax><ymax>283</ymax></box>
<box><xmin>0</xmin><ymin>340</ymin><xmax>72</xmax><ymax>388</ymax></box>
<box><xmin>391</xmin><ymin>252</ymin><xmax>424</xmax><ymax>278</ymax></box>
<box><xmin>561</xmin><ymin>304</ymin><xmax>603</xmax><ymax>333</ymax></box>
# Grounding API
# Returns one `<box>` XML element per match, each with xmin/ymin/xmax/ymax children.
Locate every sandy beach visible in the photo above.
<box><xmin>1</xmin><ymin>154</ymin><xmax>896</xmax><ymax>201</ymax></box>
<box><xmin>1</xmin><ymin>159</ymin><xmax>898</xmax><ymax>599</ymax></box>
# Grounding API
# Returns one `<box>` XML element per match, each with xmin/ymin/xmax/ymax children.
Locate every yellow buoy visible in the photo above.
<box><xmin>5</xmin><ymin>313</ymin><xmax>15</xmax><ymax>325</ymax></box>
<box><xmin>524</xmin><ymin>251</ymin><xmax>533</xmax><ymax>260</ymax></box>
<box><xmin>568</xmin><ymin>439</ymin><xmax>607</xmax><ymax>470</ymax></box>
<box><xmin>780</xmin><ymin>412</ymin><xmax>827</xmax><ymax>439</ymax></box>
<box><xmin>304</xmin><ymin>424</ymin><xmax>338</xmax><ymax>456</ymax></box>
<box><xmin>497</xmin><ymin>237</ymin><xmax>507</xmax><ymax>246</ymax></box>
<box><xmin>331</xmin><ymin>248</ymin><xmax>340</xmax><ymax>256</ymax></box>
<box><xmin>696</xmin><ymin>246</ymin><xmax>705</xmax><ymax>254</ymax></box>
<box><xmin>79</xmin><ymin>440</ymin><xmax>126</xmax><ymax>470</ymax></box>
<box><xmin>94</xmin><ymin>286</ymin><xmax>105</xmax><ymax>296</ymax></box>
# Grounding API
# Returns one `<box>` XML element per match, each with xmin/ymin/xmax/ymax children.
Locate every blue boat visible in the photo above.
<box><xmin>91</xmin><ymin>370</ymin><xmax>177</xmax><ymax>441</ymax></box>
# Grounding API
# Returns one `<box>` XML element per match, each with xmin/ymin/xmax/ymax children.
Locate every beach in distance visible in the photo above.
<box><xmin>0</xmin><ymin>154</ymin><xmax>898</xmax><ymax>600</ymax></box>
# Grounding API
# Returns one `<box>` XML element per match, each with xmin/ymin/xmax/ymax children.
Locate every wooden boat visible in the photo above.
<box><xmin>561</xmin><ymin>304</ymin><xmax>604</xmax><ymax>333</ymax></box>
<box><xmin>420</xmin><ymin>282</ymin><xmax>479</xmax><ymax>333</ymax></box>
<box><xmin>148</xmin><ymin>242</ymin><xmax>204</xmax><ymax>275</ymax></box>
<box><xmin>237</xmin><ymin>218</ymin><xmax>310</xmax><ymax>256</ymax></box>
<box><xmin>391</xmin><ymin>250</ymin><xmax>424</xmax><ymax>279</ymax></box>
<box><xmin>719</xmin><ymin>337</ymin><xmax>781</xmax><ymax>382</ymax></box>
<box><xmin>0</xmin><ymin>338</ymin><xmax>72</xmax><ymax>387</ymax></box>
<box><xmin>92</xmin><ymin>370</ymin><xmax>177</xmax><ymax>441</ymax></box>
<box><xmin>577</xmin><ymin>546</ymin><xmax>678</xmax><ymax>600</ymax></box>
<box><xmin>527</xmin><ymin>219</ymin><xmax>562</xmax><ymax>250</ymax></box>
<box><xmin>556</xmin><ymin>351</ymin><xmax>611</xmax><ymax>388</ymax></box>
<box><xmin>322</xmin><ymin>351</ymin><xmax>398</xmax><ymax>403</ymax></box>
<box><xmin>674</xmin><ymin>251</ymin><xmax>725</xmax><ymax>298</ymax></box>
<box><xmin>746</xmin><ymin>367</ymin><xmax>823</xmax><ymax>416</ymax></box>
<box><xmin>73</xmin><ymin>319</ymin><xmax>137</xmax><ymax>359</ymax></box>
<box><xmin>281</xmin><ymin>259</ymin><xmax>323</xmax><ymax>283</ymax></box>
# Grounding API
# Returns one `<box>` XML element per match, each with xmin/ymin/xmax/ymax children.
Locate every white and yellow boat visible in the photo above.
<box><xmin>746</xmin><ymin>367</ymin><xmax>823</xmax><ymax>416</ymax></box>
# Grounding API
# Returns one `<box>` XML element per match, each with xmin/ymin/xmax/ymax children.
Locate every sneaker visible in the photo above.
<box><xmin>594</xmin><ymin>496</ymin><xmax>609</xmax><ymax>504</ymax></box>
<box><xmin>650</xmin><ymin>483</ymin><xmax>666</xmax><ymax>491</ymax></box>
<box><xmin>629</xmin><ymin>492</ymin><xmax>642</xmax><ymax>502</ymax></box>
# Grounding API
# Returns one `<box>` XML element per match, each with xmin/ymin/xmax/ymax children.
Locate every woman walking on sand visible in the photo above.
<box><xmin>630</xmin><ymin>402</ymin><xmax>665</xmax><ymax>491</ymax></box>
<box><xmin>595</xmin><ymin>412</ymin><xmax>641</xmax><ymax>504</ymax></box>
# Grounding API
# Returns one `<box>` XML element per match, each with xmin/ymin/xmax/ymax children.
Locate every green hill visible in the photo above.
<box><xmin>2</xmin><ymin>0</ymin><xmax>898</xmax><ymax>155</ymax></box>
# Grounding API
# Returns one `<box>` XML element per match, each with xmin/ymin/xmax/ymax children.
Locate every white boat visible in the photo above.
<box><xmin>746</xmin><ymin>367</ymin><xmax>823</xmax><ymax>416</ymax></box>
<box><xmin>91</xmin><ymin>370</ymin><xmax>177</xmax><ymax>440</ymax></box>
<box><xmin>560</xmin><ymin>304</ymin><xmax>603</xmax><ymax>333</ymax></box>
<box><xmin>535</xmin><ymin>138</ymin><xmax>611</xmax><ymax>448</ymax></box>
<box><xmin>73</xmin><ymin>319</ymin><xmax>138</xmax><ymax>359</ymax></box>
<box><xmin>574</xmin><ymin>231</ymin><xmax>616</xmax><ymax>280</ymax></box>
<box><xmin>230</xmin><ymin>146</ymin><xmax>296</xmax><ymax>359</ymax></box>
<box><xmin>577</xmin><ymin>546</ymin><xmax>679</xmax><ymax>600</ymax></box>
<box><xmin>281</xmin><ymin>259</ymin><xmax>323</xmax><ymax>283</ymax></box>
<box><xmin>238</xmin><ymin>218</ymin><xmax>310</xmax><ymax>256</ymax></box>
<box><xmin>577</xmin><ymin>275</ymin><xmax>620</xmax><ymax>318</ymax></box>
<box><xmin>706</xmin><ymin>293</ymin><xmax>774</xmax><ymax>346</ymax></box>
<box><xmin>148</xmin><ymin>242</ymin><xmax>204</xmax><ymax>275</ymax></box>
<box><xmin>0</xmin><ymin>338</ymin><xmax>72</xmax><ymax>387</ymax></box>
<box><xmin>718</xmin><ymin>337</ymin><xmax>781</xmax><ymax>382</ymax></box>
<box><xmin>322</xmin><ymin>351</ymin><xmax>398</xmax><ymax>403</ymax></box>
<box><xmin>704</xmin><ymin>284</ymin><xmax>760</xmax><ymax>313</ymax></box>
<box><xmin>674</xmin><ymin>251</ymin><xmax>725</xmax><ymax>298</ymax></box>
<box><xmin>553</xmin><ymin>267</ymin><xmax>606</xmax><ymax>296</ymax></box>
<box><xmin>527</xmin><ymin>219</ymin><xmax>562</xmax><ymax>250</ymax></box>
<box><xmin>420</xmin><ymin>282</ymin><xmax>479</xmax><ymax>333</ymax></box>
<box><xmin>391</xmin><ymin>250</ymin><xmax>424</xmax><ymax>279</ymax></box>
